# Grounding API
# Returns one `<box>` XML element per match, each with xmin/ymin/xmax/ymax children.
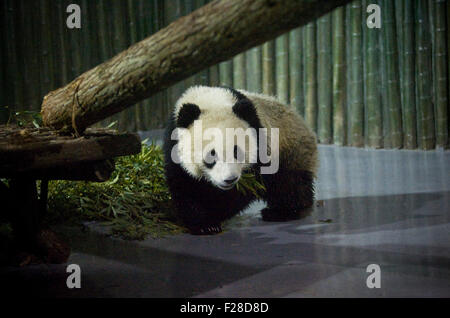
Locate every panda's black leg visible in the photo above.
<box><xmin>170</xmin><ymin>194</ymin><xmax>224</xmax><ymax>235</ymax></box>
<box><xmin>261</xmin><ymin>169</ymin><xmax>314</xmax><ymax>222</ymax></box>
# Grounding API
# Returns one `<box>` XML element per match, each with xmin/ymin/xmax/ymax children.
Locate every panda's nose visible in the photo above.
<box><xmin>224</xmin><ymin>176</ymin><xmax>238</xmax><ymax>184</ymax></box>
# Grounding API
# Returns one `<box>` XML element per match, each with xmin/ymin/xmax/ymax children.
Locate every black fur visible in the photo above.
<box><xmin>163</xmin><ymin>88</ymin><xmax>315</xmax><ymax>235</ymax></box>
<box><xmin>261</xmin><ymin>168</ymin><xmax>314</xmax><ymax>221</ymax></box>
<box><xmin>177</xmin><ymin>103</ymin><xmax>201</xmax><ymax>128</ymax></box>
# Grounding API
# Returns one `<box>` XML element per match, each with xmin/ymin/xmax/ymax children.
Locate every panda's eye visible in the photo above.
<box><xmin>234</xmin><ymin>145</ymin><xmax>243</xmax><ymax>161</ymax></box>
<box><xmin>204</xmin><ymin>149</ymin><xmax>217</xmax><ymax>169</ymax></box>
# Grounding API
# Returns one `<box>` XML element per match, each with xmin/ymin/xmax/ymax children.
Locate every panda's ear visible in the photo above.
<box><xmin>232</xmin><ymin>98</ymin><xmax>261</xmax><ymax>129</ymax></box>
<box><xmin>177</xmin><ymin>103</ymin><xmax>201</xmax><ymax>128</ymax></box>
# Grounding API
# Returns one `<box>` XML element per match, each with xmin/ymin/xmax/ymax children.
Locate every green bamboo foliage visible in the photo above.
<box><xmin>262</xmin><ymin>41</ymin><xmax>275</xmax><ymax>96</ymax></box>
<box><xmin>275</xmin><ymin>34</ymin><xmax>289</xmax><ymax>104</ymax></box>
<box><xmin>289</xmin><ymin>28</ymin><xmax>303</xmax><ymax>114</ymax></box>
<box><xmin>432</xmin><ymin>0</ymin><xmax>448</xmax><ymax>148</ymax></box>
<box><xmin>401</xmin><ymin>0</ymin><xmax>417</xmax><ymax>149</ymax></box>
<box><xmin>332</xmin><ymin>7</ymin><xmax>346</xmax><ymax>146</ymax></box>
<box><xmin>415</xmin><ymin>0</ymin><xmax>435</xmax><ymax>150</ymax></box>
<box><xmin>317</xmin><ymin>14</ymin><xmax>332</xmax><ymax>144</ymax></box>
<box><xmin>382</xmin><ymin>0</ymin><xmax>403</xmax><ymax>148</ymax></box>
<box><xmin>363</xmin><ymin>1</ymin><xmax>382</xmax><ymax>148</ymax></box>
<box><xmin>348</xmin><ymin>1</ymin><xmax>364</xmax><ymax>147</ymax></box>
<box><xmin>303</xmin><ymin>22</ymin><xmax>318</xmax><ymax>132</ymax></box>
<box><xmin>246</xmin><ymin>46</ymin><xmax>262</xmax><ymax>92</ymax></box>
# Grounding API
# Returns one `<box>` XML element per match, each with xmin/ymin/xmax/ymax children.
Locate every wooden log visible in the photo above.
<box><xmin>41</xmin><ymin>0</ymin><xmax>351</xmax><ymax>133</ymax></box>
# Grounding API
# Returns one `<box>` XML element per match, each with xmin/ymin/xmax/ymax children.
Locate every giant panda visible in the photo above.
<box><xmin>163</xmin><ymin>86</ymin><xmax>318</xmax><ymax>235</ymax></box>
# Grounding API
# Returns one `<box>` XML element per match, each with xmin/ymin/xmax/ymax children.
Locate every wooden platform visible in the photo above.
<box><xmin>0</xmin><ymin>126</ymin><xmax>141</xmax><ymax>181</ymax></box>
<box><xmin>0</xmin><ymin>125</ymin><xmax>141</xmax><ymax>264</ymax></box>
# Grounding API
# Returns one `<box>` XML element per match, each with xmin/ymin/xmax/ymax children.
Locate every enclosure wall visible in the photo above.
<box><xmin>0</xmin><ymin>0</ymin><xmax>448</xmax><ymax>149</ymax></box>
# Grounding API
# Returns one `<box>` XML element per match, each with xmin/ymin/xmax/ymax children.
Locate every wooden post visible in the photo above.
<box><xmin>41</xmin><ymin>0</ymin><xmax>351</xmax><ymax>133</ymax></box>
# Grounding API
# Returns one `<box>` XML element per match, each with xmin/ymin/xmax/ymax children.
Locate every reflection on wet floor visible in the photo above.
<box><xmin>1</xmin><ymin>145</ymin><xmax>449</xmax><ymax>297</ymax></box>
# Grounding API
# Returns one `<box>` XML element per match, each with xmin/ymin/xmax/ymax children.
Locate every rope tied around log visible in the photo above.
<box><xmin>71</xmin><ymin>77</ymin><xmax>84</xmax><ymax>137</ymax></box>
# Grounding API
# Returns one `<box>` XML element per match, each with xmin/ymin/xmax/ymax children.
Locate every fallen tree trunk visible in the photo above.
<box><xmin>41</xmin><ymin>0</ymin><xmax>350</xmax><ymax>133</ymax></box>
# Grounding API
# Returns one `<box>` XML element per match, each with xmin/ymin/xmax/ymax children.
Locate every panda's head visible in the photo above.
<box><xmin>171</xmin><ymin>86</ymin><xmax>260</xmax><ymax>190</ymax></box>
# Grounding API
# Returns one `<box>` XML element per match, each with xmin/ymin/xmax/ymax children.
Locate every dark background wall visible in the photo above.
<box><xmin>0</xmin><ymin>0</ymin><xmax>449</xmax><ymax>150</ymax></box>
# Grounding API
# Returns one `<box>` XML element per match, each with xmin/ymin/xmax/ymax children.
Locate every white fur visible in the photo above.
<box><xmin>174</xmin><ymin>86</ymin><xmax>257</xmax><ymax>189</ymax></box>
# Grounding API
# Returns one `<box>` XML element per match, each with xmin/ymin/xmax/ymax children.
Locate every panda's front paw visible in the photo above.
<box><xmin>190</xmin><ymin>224</ymin><xmax>222</xmax><ymax>235</ymax></box>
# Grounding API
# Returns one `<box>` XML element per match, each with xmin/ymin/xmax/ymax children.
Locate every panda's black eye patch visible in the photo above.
<box><xmin>203</xmin><ymin>149</ymin><xmax>217</xmax><ymax>169</ymax></box>
<box><xmin>234</xmin><ymin>145</ymin><xmax>243</xmax><ymax>161</ymax></box>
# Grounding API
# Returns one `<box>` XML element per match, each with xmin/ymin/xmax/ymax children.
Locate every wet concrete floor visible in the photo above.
<box><xmin>1</xmin><ymin>145</ymin><xmax>449</xmax><ymax>297</ymax></box>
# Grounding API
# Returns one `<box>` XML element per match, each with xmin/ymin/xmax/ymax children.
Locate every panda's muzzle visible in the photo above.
<box><xmin>218</xmin><ymin>176</ymin><xmax>239</xmax><ymax>190</ymax></box>
<box><xmin>224</xmin><ymin>176</ymin><xmax>238</xmax><ymax>185</ymax></box>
